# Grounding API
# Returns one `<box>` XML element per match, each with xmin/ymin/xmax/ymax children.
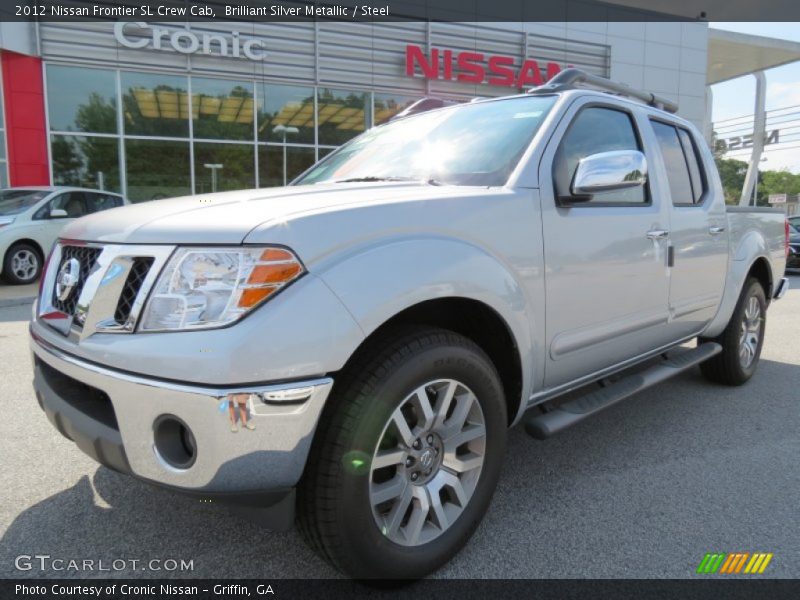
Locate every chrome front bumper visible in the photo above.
<box><xmin>31</xmin><ymin>331</ymin><xmax>333</xmax><ymax>493</ymax></box>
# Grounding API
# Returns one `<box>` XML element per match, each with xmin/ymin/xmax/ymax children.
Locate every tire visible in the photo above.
<box><xmin>3</xmin><ymin>242</ymin><xmax>42</xmax><ymax>285</ymax></box>
<box><xmin>298</xmin><ymin>326</ymin><xmax>507</xmax><ymax>579</ymax></box>
<box><xmin>700</xmin><ymin>277</ymin><xmax>767</xmax><ymax>386</ymax></box>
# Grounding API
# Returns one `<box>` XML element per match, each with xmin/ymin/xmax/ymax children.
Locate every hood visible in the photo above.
<box><xmin>59</xmin><ymin>182</ymin><xmax>469</xmax><ymax>245</ymax></box>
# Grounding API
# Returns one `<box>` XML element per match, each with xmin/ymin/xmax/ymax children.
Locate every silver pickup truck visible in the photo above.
<box><xmin>30</xmin><ymin>70</ymin><xmax>789</xmax><ymax>579</ymax></box>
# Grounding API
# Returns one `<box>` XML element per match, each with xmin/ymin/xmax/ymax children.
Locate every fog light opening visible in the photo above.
<box><xmin>153</xmin><ymin>415</ymin><xmax>197</xmax><ymax>470</ymax></box>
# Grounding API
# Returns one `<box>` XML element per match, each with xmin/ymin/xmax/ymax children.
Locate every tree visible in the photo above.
<box><xmin>714</xmin><ymin>158</ymin><xmax>748</xmax><ymax>204</ymax></box>
<box><xmin>759</xmin><ymin>169</ymin><xmax>800</xmax><ymax>201</ymax></box>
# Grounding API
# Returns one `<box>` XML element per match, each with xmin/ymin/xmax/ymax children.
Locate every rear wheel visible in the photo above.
<box><xmin>3</xmin><ymin>242</ymin><xmax>42</xmax><ymax>285</ymax></box>
<box><xmin>700</xmin><ymin>277</ymin><xmax>767</xmax><ymax>386</ymax></box>
<box><xmin>298</xmin><ymin>327</ymin><xmax>507</xmax><ymax>579</ymax></box>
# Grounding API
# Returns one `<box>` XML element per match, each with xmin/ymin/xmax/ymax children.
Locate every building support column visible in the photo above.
<box><xmin>1</xmin><ymin>50</ymin><xmax>49</xmax><ymax>186</ymax></box>
<box><xmin>704</xmin><ymin>85</ymin><xmax>713</xmax><ymax>145</ymax></box>
<box><xmin>740</xmin><ymin>71</ymin><xmax>766</xmax><ymax>206</ymax></box>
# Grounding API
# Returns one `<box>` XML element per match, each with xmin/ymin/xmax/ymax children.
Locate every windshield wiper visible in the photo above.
<box><xmin>330</xmin><ymin>176</ymin><xmax>445</xmax><ymax>185</ymax></box>
<box><xmin>330</xmin><ymin>176</ymin><xmax>418</xmax><ymax>183</ymax></box>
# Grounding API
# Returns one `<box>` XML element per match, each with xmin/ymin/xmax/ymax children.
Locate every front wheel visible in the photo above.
<box><xmin>298</xmin><ymin>327</ymin><xmax>507</xmax><ymax>579</ymax></box>
<box><xmin>700</xmin><ymin>277</ymin><xmax>767</xmax><ymax>386</ymax></box>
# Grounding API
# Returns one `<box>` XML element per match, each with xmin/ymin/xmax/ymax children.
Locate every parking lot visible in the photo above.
<box><xmin>0</xmin><ymin>274</ymin><xmax>798</xmax><ymax>579</ymax></box>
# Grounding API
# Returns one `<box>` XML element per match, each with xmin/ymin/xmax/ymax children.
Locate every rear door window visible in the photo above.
<box><xmin>651</xmin><ymin>120</ymin><xmax>706</xmax><ymax>205</ymax></box>
<box><xmin>85</xmin><ymin>193</ymin><xmax>123</xmax><ymax>213</ymax></box>
<box><xmin>677</xmin><ymin>129</ymin><xmax>706</xmax><ymax>203</ymax></box>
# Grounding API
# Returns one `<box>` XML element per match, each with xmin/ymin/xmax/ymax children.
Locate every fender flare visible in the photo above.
<box><xmin>703</xmin><ymin>250</ymin><xmax>772</xmax><ymax>339</ymax></box>
<box><xmin>316</xmin><ymin>235</ymin><xmax>536</xmax><ymax>422</ymax></box>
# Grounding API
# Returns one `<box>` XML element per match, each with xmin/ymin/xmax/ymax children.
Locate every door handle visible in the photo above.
<box><xmin>646</xmin><ymin>229</ymin><xmax>669</xmax><ymax>240</ymax></box>
<box><xmin>709</xmin><ymin>226</ymin><xmax>726</xmax><ymax>235</ymax></box>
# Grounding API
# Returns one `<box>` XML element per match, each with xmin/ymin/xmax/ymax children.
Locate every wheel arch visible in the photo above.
<box><xmin>334</xmin><ymin>297</ymin><xmax>525</xmax><ymax>427</ymax></box>
<box><xmin>746</xmin><ymin>256</ymin><xmax>773</xmax><ymax>300</ymax></box>
<box><xmin>5</xmin><ymin>238</ymin><xmax>45</xmax><ymax>262</ymax></box>
<box><xmin>703</xmin><ymin>253</ymin><xmax>774</xmax><ymax>338</ymax></box>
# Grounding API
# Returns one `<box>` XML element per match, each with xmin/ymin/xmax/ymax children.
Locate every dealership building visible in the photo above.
<box><xmin>0</xmin><ymin>18</ymin><xmax>798</xmax><ymax>201</ymax></box>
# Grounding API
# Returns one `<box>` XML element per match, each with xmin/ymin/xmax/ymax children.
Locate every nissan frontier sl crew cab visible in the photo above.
<box><xmin>30</xmin><ymin>70</ymin><xmax>789</xmax><ymax>579</ymax></box>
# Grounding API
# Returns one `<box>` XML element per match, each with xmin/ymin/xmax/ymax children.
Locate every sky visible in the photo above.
<box><xmin>711</xmin><ymin>22</ymin><xmax>800</xmax><ymax>172</ymax></box>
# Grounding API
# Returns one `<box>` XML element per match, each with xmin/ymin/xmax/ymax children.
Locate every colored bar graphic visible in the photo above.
<box><xmin>719</xmin><ymin>554</ymin><xmax>737</xmax><ymax>573</ymax></box>
<box><xmin>697</xmin><ymin>553</ymin><xmax>726</xmax><ymax>573</ymax></box>
<box><xmin>696</xmin><ymin>553</ymin><xmax>712</xmax><ymax>573</ymax></box>
<box><xmin>733</xmin><ymin>553</ymin><xmax>750</xmax><ymax>573</ymax></box>
<box><xmin>698</xmin><ymin>552</ymin><xmax>773</xmax><ymax>575</ymax></box>
<box><xmin>758</xmin><ymin>554</ymin><xmax>773</xmax><ymax>573</ymax></box>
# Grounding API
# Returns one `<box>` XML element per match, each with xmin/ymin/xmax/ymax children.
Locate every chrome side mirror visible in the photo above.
<box><xmin>569</xmin><ymin>150</ymin><xmax>647</xmax><ymax>200</ymax></box>
<box><xmin>49</xmin><ymin>208</ymin><xmax>69</xmax><ymax>219</ymax></box>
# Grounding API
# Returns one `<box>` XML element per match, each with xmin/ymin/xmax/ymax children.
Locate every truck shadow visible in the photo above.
<box><xmin>0</xmin><ymin>464</ymin><xmax>339</xmax><ymax>579</ymax></box>
<box><xmin>1</xmin><ymin>358</ymin><xmax>798</xmax><ymax>579</ymax></box>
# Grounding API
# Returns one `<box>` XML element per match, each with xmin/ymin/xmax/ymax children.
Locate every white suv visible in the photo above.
<box><xmin>0</xmin><ymin>187</ymin><xmax>127</xmax><ymax>285</ymax></box>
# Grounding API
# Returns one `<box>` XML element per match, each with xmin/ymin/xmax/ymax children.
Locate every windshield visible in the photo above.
<box><xmin>294</xmin><ymin>95</ymin><xmax>557</xmax><ymax>187</ymax></box>
<box><xmin>0</xmin><ymin>190</ymin><xmax>49</xmax><ymax>216</ymax></box>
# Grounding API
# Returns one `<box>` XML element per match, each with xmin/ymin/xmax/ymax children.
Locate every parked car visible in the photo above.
<box><xmin>0</xmin><ymin>187</ymin><xmax>127</xmax><ymax>284</ymax></box>
<box><xmin>788</xmin><ymin>222</ymin><xmax>800</xmax><ymax>269</ymax></box>
<box><xmin>788</xmin><ymin>214</ymin><xmax>800</xmax><ymax>230</ymax></box>
<box><xmin>29</xmin><ymin>70</ymin><xmax>789</xmax><ymax>579</ymax></box>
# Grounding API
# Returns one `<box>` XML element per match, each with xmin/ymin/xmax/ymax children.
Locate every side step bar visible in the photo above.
<box><xmin>524</xmin><ymin>343</ymin><xmax>722</xmax><ymax>440</ymax></box>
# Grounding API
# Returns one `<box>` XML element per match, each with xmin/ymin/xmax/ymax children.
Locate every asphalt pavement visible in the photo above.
<box><xmin>1</xmin><ymin>275</ymin><xmax>798</xmax><ymax>579</ymax></box>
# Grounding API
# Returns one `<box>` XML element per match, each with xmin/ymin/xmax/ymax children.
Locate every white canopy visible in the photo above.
<box><xmin>708</xmin><ymin>28</ymin><xmax>800</xmax><ymax>84</ymax></box>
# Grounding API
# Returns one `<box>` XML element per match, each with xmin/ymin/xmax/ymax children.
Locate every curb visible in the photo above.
<box><xmin>0</xmin><ymin>296</ymin><xmax>35</xmax><ymax>308</ymax></box>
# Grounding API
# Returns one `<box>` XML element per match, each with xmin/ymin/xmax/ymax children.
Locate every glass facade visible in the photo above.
<box><xmin>51</xmin><ymin>135</ymin><xmax>120</xmax><ymax>192</ymax></box>
<box><xmin>125</xmin><ymin>139</ymin><xmax>191</xmax><ymax>201</ymax></box>
<box><xmin>45</xmin><ymin>63</ymin><xmax>425</xmax><ymax>202</ymax></box>
<box><xmin>121</xmin><ymin>71</ymin><xmax>189</xmax><ymax>138</ymax></box>
<box><xmin>194</xmin><ymin>142</ymin><xmax>255</xmax><ymax>194</ymax></box>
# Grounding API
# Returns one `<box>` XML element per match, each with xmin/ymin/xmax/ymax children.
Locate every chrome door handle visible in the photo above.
<box><xmin>646</xmin><ymin>229</ymin><xmax>669</xmax><ymax>240</ymax></box>
<box><xmin>709</xmin><ymin>226</ymin><xmax>726</xmax><ymax>235</ymax></box>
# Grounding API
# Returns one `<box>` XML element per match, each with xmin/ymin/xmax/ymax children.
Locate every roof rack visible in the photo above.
<box><xmin>528</xmin><ymin>68</ymin><xmax>679</xmax><ymax>114</ymax></box>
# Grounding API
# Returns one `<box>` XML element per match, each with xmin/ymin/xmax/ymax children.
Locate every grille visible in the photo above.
<box><xmin>114</xmin><ymin>257</ymin><xmax>154</xmax><ymax>325</ymax></box>
<box><xmin>52</xmin><ymin>246</ymin><xmax>102</xmax><ymax>316</ymax></box>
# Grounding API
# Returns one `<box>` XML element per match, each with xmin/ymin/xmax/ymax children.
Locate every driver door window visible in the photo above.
<box><xmin>553</xmin><ymin>107</ymin><xmax>647</xmax><ymax>205</ymax></box>
<box><xmin>37</xmin><ymin>193</ymin><xmax>85</xmax><ymax>250</ymax></box>
<box><xmin>51</xmin><ymin>192</ymin><xmax>87</xmax><ymax>218</ymax></box>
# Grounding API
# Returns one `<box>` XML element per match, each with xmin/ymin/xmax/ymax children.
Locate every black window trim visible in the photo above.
<box><xmin>649</xmin><ymin>116</ymin><xmax>710</xmax><ymax>208</ymax></box>
<box><xmin>553</xmin><ymin>101</ymin><xmax>653</xmax><ymax>208</ymax></box>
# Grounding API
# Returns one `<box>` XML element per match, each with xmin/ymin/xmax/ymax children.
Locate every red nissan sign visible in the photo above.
<box><xmin>405</xmin><ymin>44</ymin><xmax>564</xmax><ymax>89</ymax></box>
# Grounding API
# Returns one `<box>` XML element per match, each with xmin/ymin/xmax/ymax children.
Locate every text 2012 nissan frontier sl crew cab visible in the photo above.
<box><xmin>30</xmin><ymin>70</ymin><xmax>789</xmax><ymax>579</ymax></box>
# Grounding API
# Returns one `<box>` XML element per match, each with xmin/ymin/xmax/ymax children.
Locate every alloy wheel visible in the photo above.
<box><xmin>368</xmin><ymin>379</ymin><xmax>486</xmax><ymax>547</ymax></box>
<box><xmin>739</xmin><ymin>295</ymin><xmax>762</xmax><ymax>368</ymax></box>
<box><xmin>11</xmin><ymin>249</ymin><xmax>39</xmax><ymax>282</ymax></box>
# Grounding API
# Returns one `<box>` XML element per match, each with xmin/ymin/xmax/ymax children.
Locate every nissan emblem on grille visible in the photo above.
<box><xmin>55</xmin><ymin>258</ymin><xmax>81</xmax><ymax>302</ymax></box>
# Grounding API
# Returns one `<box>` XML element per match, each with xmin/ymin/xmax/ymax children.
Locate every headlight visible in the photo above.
<box><xmin>0</xmin><ymin>216</ymin><xmax>15</xmax><ymax>228</ymax></box>
<box><xmin>140</xmin><ymin>246</ymin><xmax>304</xmax><ymax>332</ymax></box>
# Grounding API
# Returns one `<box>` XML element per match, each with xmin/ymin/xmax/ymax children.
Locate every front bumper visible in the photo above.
<box><xmin>31</xmin><ymin>331</ymin><xmax>333</xmax><ymax>497</ymax></box>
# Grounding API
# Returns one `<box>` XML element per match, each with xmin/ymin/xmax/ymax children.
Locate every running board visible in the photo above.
<box><xmin>524</xmin><ymin>343</ymin><xmax>722</xmax><ymax>440</ymax></box>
